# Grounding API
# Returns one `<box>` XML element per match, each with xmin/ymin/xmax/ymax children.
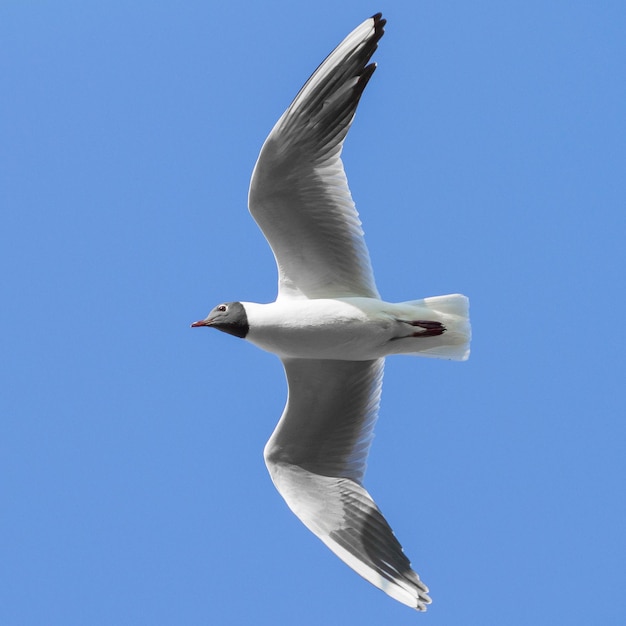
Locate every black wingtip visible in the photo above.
<box><xmin>371</xmin><ymin>12</ymin><xmax>387</xmax><ymax>34</ymax></box>
<box><xmin>357</xmin><ymin>62</ymin><xmax>377</xmax><ymax>93</ymax></box>
<box><xmin>368</xmin><ymin>13</ymin><xmax>386</xmax><ymax>59</ymax></box>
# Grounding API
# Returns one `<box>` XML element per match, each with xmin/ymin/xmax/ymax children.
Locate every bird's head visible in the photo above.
<box><xmin>191</xmin><ymin>301</ymin><xmax>249</xmax><ymax>339</ymax></box>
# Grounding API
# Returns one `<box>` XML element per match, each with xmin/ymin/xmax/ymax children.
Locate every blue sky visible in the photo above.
<box><xmin>2</xmin><ymin>1</ymin><xmax>625</xmax><ymax>624</ymax></box>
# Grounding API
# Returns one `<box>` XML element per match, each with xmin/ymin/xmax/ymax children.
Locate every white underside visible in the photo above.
<box><xmin>244</xmin><ymin>294</ymin><xmax>470</xmax><ymax>361</ymax></box>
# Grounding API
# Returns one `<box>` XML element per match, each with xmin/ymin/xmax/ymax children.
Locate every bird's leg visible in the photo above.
<box><xmin>407</xmin><ymin>320</ymin><xmax>446</xmax><ymax>337</ymax></box>
<box><xmin>394</xmin><ymin>319</ymin><xmax>446</xmax><ymax>338</ymax></box>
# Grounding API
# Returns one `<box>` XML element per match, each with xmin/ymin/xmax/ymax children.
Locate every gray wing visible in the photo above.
<box><xmin>248</xmin><ymin>14</ymin><xmax>384</xmax><ymax>300</ymax></box>
<box><xmin>263</xmin><ymin>358</ymin><xmax>431</xmax><ymax>611</ymax></box>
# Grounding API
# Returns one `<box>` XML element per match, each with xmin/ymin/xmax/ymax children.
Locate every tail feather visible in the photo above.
<box><xmin>393</xmin><ymin>294</ymin><xmax>471</xmax><ymax>361</ymax></box>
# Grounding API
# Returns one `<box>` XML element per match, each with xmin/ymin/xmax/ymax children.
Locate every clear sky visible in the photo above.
<box><xmin>2</xmin><ymin>1</ymin><xmax>625</xmax><ymax>624</ymax></box>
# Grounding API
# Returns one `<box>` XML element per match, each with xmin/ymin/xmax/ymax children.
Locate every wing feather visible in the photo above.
<box><xmin>248</xmin><ymin>14</ymin><xmax>385</xmax><ymax>300</ymax></box>
<box><xmin>263</xmin><ymin>358</ymin><xmax>431</xmax><ymax>611</ymax></box>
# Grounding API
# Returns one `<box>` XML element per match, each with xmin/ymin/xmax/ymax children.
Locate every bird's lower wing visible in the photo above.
<box><xmin>267</xmin><ymin>464</ymin><xmax>431</xmax><ymax>611</ymax></box>
<box><xmin>264</xmin><ymin>358</ymin><xmax>431</xmax><ymax>610</ymax></box>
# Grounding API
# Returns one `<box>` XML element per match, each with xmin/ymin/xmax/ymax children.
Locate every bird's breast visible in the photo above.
<box><xmin>242</xmin><ymin>298</ymin><xmax>396</xmax><ymax>360</ymax></box>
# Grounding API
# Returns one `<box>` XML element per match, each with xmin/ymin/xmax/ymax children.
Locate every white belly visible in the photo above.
<box><xmin>243</xmin><ymin>297</ymin><xmax>397</xmax><ymax>360</ymax></box>
<box><xmin>242</xmin><ymin>294</ymin><xmax>471</xmax><ymax>362</ymax></box>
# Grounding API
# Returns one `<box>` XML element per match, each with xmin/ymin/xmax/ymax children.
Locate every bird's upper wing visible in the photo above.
<box><xmin>264</xmin><ymin>358</ymin><xmax>431</xmax><ymax>611</ymax></box>
<box><xmin>248</xmin><ymin>14</ymin><xmax>384</xmax><ymax>300</ymax></box>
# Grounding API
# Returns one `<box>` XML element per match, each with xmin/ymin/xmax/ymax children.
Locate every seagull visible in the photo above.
<box><xmin>192</xmin><ymin>13</ymin><xmax>470</xmax><ymax>611</ymax></box>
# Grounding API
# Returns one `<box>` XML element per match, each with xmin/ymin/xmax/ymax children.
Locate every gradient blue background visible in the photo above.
<box><xmin>2</xmin><ymin>1</ymin><xmax>625</xmax><ymax>624</ymax></box>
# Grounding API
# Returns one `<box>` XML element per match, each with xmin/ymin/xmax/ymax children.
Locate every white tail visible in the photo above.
<box><xmin>389</xmin><ymin>294</ymin><xmax>471</xmax><ymax>361</ymax></box>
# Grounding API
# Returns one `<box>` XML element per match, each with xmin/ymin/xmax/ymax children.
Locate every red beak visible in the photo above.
<box><xmin>191</xmin><ymin>319</ymin><xmax>211</xmax><ymax>328</ymax></box>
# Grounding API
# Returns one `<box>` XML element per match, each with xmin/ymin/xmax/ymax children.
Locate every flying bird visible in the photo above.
<box><xmin>192</xmin><ymin>13</ymin><xmax>470</xmax><ymax>611</ymax></box>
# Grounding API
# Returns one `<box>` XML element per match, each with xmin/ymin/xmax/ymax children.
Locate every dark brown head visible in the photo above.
<box><xmin>191</xmin><ymin>301</ymin><xmax>249</xmax><ymax>339</ymax></box>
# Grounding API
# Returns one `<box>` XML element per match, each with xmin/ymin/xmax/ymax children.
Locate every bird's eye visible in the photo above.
<box><xmin>217</xmin><ymin>304</ymin><xmax>227</xmax><ymax>312</ymax></box>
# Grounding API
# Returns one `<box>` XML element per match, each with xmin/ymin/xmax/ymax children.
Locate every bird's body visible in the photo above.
<box><xmin>192</xmin><ymin>13</ymin><xmax>470</xmax><ymax>612</ymax></box>
<box><xmin>244</xmin><ymin>295</ymin><xmax>469</xmax><ymax>361</ymax></box>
